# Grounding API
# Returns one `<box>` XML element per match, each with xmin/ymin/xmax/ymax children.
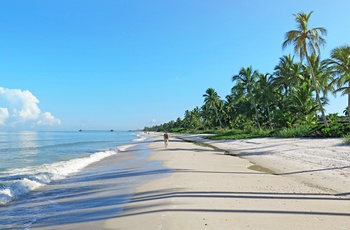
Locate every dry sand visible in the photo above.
<box><xmin>103</xmin><ymin>134</ymin><xmax>350</xmax><ymax>230</ymax></box>
<box><xmin>176</xmin><ymin>135</ymin><xmax>350</xmax><ymax>194</ymax></box>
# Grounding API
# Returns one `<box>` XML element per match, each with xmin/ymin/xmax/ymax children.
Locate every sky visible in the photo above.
<box><xmin>0</xmin><ymin>0</ymin><xmax>349</xmax><ymax>131</ymax></box>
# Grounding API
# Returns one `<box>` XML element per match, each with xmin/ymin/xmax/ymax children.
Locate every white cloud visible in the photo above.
<box><xmin>0</xmin><ymin>108</ymin><xmax>9</xmax><ymax>125</ymax></box>
<box><xmin>0</xmin><ymin>87</ymin><xmax>61</xmax><ymax>127</ymax></box>
<box><xmin>37</xmin><ymin>112</ymin><xmax>61</xmax><ymax>126</ymax></box>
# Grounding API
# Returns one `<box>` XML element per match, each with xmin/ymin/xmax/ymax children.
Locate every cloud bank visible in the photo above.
<box><xmin>0</xmin><ymin>87</ymin><xmax>61</xmax><ymax>127</ymax></box>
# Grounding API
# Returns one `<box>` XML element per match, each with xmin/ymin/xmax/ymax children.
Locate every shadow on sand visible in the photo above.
<box><xmin>25</xmin><ymin>138</ymin><xmax>350</xmax><ymax>229</ymax></box>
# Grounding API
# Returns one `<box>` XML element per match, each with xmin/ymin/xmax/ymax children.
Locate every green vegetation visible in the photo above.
<box><xmin>274</xmin><ymin>125</ymin><xmax>312</xmax><ymax>138</ymax></box>
<box><xmin>205</xmin><ymin>129</ymin><xmax>271</xmax><ymax>140</ymax></box>
<box><xmin>144</xmin><ymin>11</ymin><xmax>350</xmax><ymax>142</ymax></box>
<box><xmin>343</xmin><ymin>134</ymin><xmax>350</xmax><ymax>144</ymax></box>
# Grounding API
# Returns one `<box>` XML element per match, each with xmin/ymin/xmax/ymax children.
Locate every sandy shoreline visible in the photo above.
<box><xmin>103</xmin><ymin>134</ymin><xmax>350</xmax><ymax>230</ymax></box>
<box><xmin>29</xmin><ymin>141</ymin><xmax>167</xmax><ymax>230</ymax></box>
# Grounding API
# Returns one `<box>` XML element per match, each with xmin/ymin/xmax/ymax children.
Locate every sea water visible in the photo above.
<box><xmin>0</xmin><ymin>131</ymin><xmax>163</xmax><ymax>229</ymax></box>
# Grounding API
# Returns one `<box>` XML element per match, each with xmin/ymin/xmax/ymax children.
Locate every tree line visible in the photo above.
<box><xmin>144</xmin><ymin>12</ymin><xmax>350</xmax><ymax>134</ymax></box>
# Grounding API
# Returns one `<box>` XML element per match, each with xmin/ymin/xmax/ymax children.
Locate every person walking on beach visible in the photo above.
<box><xmin>163</xmin><ymin>132</ymin><xmax>169</xmax><ymax>148</ymax></box>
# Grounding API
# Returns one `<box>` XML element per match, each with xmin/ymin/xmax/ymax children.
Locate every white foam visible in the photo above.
<box><xmin>117</xmin><ymin>144</ymin><xmax>136</xmax><ymax>152</ymax></box>
<box><xmin>132</xmin><ymin>134</ymin><xmax>147</xmax><ymax>142</ymax></box>
<box><xmin>0</xmin><ymin>148</ymin><xmax>125</xmax><ymax>205</ymax></box>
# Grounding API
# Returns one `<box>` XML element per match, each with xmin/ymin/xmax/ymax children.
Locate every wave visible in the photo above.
<box><xmin>0</xmin><ymin>144</ymin><xmax>135</xmax><ymax>205</ymax></box>
<box><xmin>117</xmin><ymin>144</ymin><xmax>137</xmax><ymax>151</ymax></box>
<box><xmin>132</xmin><ymin>134</ymin><xmax>147</xmax><ymax>142</ymax></box>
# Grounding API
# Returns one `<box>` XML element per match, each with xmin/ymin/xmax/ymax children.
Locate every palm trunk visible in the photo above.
<box><xmin>214</xmin><ymin>108</ymin><xmax>224</xmax><ymax>128</ymax></box>
<box><xmin>251</xmin><ymin>97</ymin><xmax>261</xmax><ymax>130</ymax></box>
<box><xmin>267</xmin><ymin>105</ymin><xmax>272</xmax><ymax>129</ymax></box>
<box><xmin>305</xmin><ymin>52</ymin><xmax>329</xmax><ymax>128</ymax></box>
<box><xmin>248</xmin><ymin>88</ymin><xmax>261</xmax><ymax>130</ymax></box>
<box><xmin>253</xmin><ymin>102</ymin><xmax>261</xmax><ymax>129</ymax></box>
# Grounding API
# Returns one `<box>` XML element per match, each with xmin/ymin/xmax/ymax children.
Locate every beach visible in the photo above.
<box><xmin>104</xmin><ymin>133</ymin><xmax>350</xmax><ymax>230</ymax></box>
<box><xmin>0</xmin><ymin>131</ymin><xmax>165</xmax><ymax>230</ymax></box>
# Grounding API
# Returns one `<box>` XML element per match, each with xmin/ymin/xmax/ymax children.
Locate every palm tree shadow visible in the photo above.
<box><xmin>115</xmin><ymin>189</ymin><xmax>350</xmax><ymax>219</ymax></box>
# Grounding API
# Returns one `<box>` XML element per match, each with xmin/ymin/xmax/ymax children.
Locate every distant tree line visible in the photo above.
<box><xmin>144</xmin><ymin>12</ymin><xmax>350</xmax><ymax>134</ymax></box>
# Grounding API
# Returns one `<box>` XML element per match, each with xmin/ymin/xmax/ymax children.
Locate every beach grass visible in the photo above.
<box><xmin>172</xmin><ymin>123</ymin><xmax>350</xmax><ymax>140</ymax></box>
<box><xmin>273</xmin><ymin>125</ymin><xmax>312</xmax><ymax>138</ymax></box>
<box><xmin>204</xmin><ymin>129</ymin><xmax>271</xmax><ymax>140</ymax></box>
<box><xmin>343</xmin><ymin>134</ymin><xmax>350</xmax><ymax>144</ymax></box>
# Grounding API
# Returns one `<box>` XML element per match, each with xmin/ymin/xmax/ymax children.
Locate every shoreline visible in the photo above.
<box><xmin>103</xmin><ymin>134</ymin><xmax>350</xmax><ymax>230</ymax></box>
<box><xmin>29</xmin><ymin>140</ymin><xmax>168</xmax><ymax>230</ymax></box>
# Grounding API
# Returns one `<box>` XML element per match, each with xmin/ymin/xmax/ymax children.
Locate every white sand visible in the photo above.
<box><xmin>104</xmin><ymin>134</ymin><xmax>350</xmax><ymax>230</ymax></box>
<box><xmin>177</xmin><ymin>135</ymin><xmax>350</xmax><ymax>194</ymax></box>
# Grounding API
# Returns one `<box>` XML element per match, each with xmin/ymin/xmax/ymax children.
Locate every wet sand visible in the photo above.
<box><xmin>30</xmin><ymin>141</ymin><xmax>168</xmax><ymax>230</ymax></box>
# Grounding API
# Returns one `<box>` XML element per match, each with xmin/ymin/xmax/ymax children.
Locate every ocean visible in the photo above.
<box><xmin>0</xmin><ymin>131</ymin><xmax>166</xmax><ymax>229</ymax></box>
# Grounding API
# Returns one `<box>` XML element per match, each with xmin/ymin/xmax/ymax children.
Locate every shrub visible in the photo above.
<box><xmin>312</xmin><ymin>123</ymin><xmax>350</xmax><ymax>137</ymax></box>
<box><xmin>343</xmin><ymin>134</ymin><xmax>350</xmax><ymax>144</ymax></box>
<box><xmin>206</xmin><ymin>129</ymin><xmax>271</xmax><ymax>140</ymax></box>
<box><xmin>274</xmin><ymin>125</ymin><xmax>312</xmax><ymax>138</ymax></box>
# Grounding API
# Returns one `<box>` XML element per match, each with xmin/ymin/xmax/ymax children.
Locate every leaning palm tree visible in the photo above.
<box><xmin>326</xmin><ymin>45</ymin><xmax>350</xmax><ymax>122</ymax></box>
<box><xmin>232</xmin><ymin>66</ymin><xmax>261</xmax><ymax>129</ymax></box>
<box><xmin>307</xmin><ymin>54</ymin><xmax>333</xmax><ymax>99</ymax></box>
<box><xmin>282</xmin><ymin>11</ymin><xmax>329</xmax><ymax>127</ymax></box>
<box><xmin>203</xmin><ymin>88</ymin><xmax>224</xmax><ymax>128</ymax></box>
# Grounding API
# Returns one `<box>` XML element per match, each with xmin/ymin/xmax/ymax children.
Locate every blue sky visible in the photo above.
<box><xmin>0</xmin><ymin>0</ymin><xmax>349</xmax><ymax>130</ymax></box>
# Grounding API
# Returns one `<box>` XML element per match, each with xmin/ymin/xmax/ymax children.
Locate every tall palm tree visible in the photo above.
<box><xmin>307</xmin><ymin>54</ymin><xmax>333</xmax><ymax>98</ymax></box>
<box><xmin>326</xmin><ymin>45</ymin><xmax>350</xmax><ymax>122</ymax></box>
<box><xmin>203</xmin><ymin>88</ymin><xmax>224</xmax><ymax>128</ymax></box>
<box><xmin>303</xmin><ymin>54</ymin><xmax>333</xmax><ymax>117</ymax></box>
<box><xmin>282</xmin><ymin>11</ymin><xmax>329</xmax><ymax>127</ymax></box>
<box><xmin>232</xmin><ymin>66</ymin><xmax>261</xmax><ymax>129</ymax></box>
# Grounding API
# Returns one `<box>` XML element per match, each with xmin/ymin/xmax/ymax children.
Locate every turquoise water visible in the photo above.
<box><xmin>0</xmin><ymin>131</ymin><xmax>165</xmax><ymax>229</ymax></box>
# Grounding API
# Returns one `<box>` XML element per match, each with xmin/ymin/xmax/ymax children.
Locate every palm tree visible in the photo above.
<box><xmin>256</xmin><ymin>73</ymin><xmax>276</xmax><ymax>129</ymax></box>
<box><xmin>273</xmin><ymin>55</ymin><xmax>304</xmax><ymax>95</ymax></box>
<box><xmin>326</xmin><ymin>45</ymin><xmax>350</xmax><ymax>122</ymax></box>
<box><xmin>203</xmin><ymin>88</ymin><xmax>224</xmax><ymax>128</ymax></box>
<box><xmin>232</xmin><ymin>66</ymin><xmax>261</xmax><ymax>129</ymax></box>
<box><xmin>192</xmin><ymin>107</ymin><xmax>202</xmax><ymax>129</ymax></box>
<box><xmin>282</xmin><ymin>11</ymin><xmax>329</xmax><ymax>127</ymax></box>
<box><xmin>302</xmin><ymin>54</ymin><xmax>333</xmax><ymax>119</ymax></box>
<box><xmin>223</xmin><ymin>93</ymin><xmax>242</xmax><ymax>128</ymax></box>
<box><xmin>287</xmin><ymin>83</ymin><xmax>319</xmax><ymax>125</ymax></box>
<box><xmin>183</xmin><ymin>110</ymin><xmax>192</xmax><ymax>129</ymax></box>
<box><xmin>306</xmin><ymin>54</ymin><xmax>333</xmax><ymax>99</ymax></box>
